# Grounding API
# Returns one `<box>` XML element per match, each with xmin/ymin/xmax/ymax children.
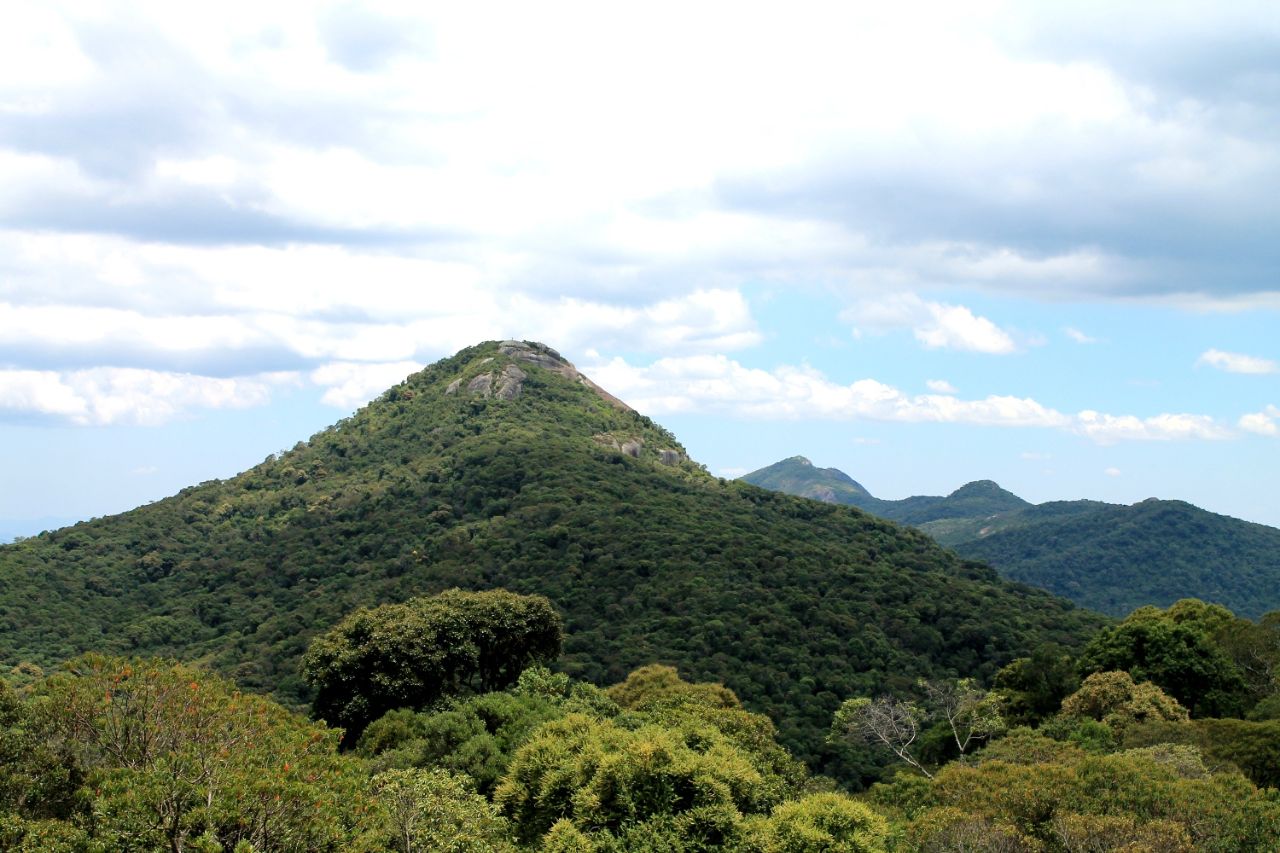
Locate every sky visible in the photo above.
<box><xmin>3</xmin><ymin>0</ymin><xmax>1280</xmax><ymax>539</ymax></box>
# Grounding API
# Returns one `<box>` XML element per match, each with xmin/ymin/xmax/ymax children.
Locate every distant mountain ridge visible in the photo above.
<box><xmin>742</xmin><ymin>456</ymin><xmax>1280</xmax><ymax>619</ymax></box>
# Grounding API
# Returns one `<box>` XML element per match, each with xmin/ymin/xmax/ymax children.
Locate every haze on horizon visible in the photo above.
<box><xmin>2</xmin><ymin>1</ymin><xmax>1279</xmax><ymax>534</ymax></box>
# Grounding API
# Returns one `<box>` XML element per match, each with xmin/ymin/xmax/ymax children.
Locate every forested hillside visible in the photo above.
<box><xmin>744</xmin><ymin>456</ymin><xmax>1280</xmax><ymax>618</ymax></box>
<box><xmin>0</xmin><ymin>341</ymin><xmax>1102</xmax><ymax>778</ymax></box>
<box><xmin>952</xmin><ymin>499</ymin><xmax>1280</xmax><ymax>619</ymax></box>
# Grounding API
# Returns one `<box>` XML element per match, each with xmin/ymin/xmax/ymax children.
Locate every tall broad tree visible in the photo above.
<box><xmin>302</xmin><ymin>588</ymin><xmax>562</xmax><ymax>740</ymax></box>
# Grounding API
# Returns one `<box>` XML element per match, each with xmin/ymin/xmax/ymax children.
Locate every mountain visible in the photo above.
<box><xmin>951</xmin><ymin>499</ymin><xmax>1280</xmax><ymax>620</ymax></box>
<box><xmin>0</xmin><ymin>341</ymin><xmax>1102</xmax><ymax>777</ymax></box>
<box><xmin>741</xmin><ymin>458</ymin><xmax>1029</xmax><ymax>524</ymax></box>
<box><xmin>743</xmin><ymin>457</ymin><xmax>1280</xmax><ymax>619</ymax></box>
<box><xmin>735</xmin><ymin>456</ymin><xmax>872</xmax><ymax>504</ymax></box>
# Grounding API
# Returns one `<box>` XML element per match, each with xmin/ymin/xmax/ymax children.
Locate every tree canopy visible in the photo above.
<box><xmin>302</xmin><ymin>588</ymin><xmax>562</xmax><ymax>740</ymax></box>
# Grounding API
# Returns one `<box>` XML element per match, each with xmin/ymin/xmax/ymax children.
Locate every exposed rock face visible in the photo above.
<box><xmin>494</xmin><ymin>365</ymin><xmax>527</xmax><ymax>400</ymax></box>
<box><xmin>620</xmin><ymin>440</ymin><xmax>643</xmax><ymax>458</ymax></box>
<box><xmin>448</xmin><ymin>340</ymin><xmax>634</xmax><ymax>411</ymax></box>
<box><xmin>658</xmin><ymin>449</ymin><xmax>681</xmax><ymax>465</ymax></box>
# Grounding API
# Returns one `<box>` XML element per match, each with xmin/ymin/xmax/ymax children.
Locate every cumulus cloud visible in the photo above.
<box><xmin>1240</xmin><ymin>405</ymin><xmax>1280</xmax><ymax>436</ymax></box>
<box><xmin>584</xmin><ymin>354</ymin><xmax>1230</xmax><ymax>443</ymax></box>
<box><xmin>1073</xmin><ymin>410</ymin><xmax>1232</xmax><ymax>444</ymax></box>
<box><xmin>926</xmin><ymin>379</ymin><xmax>958</xmax><ymax>394</ymax></box>
<box><xmin>588</xmin><ymin>354</ymin><xmax>1066</xmax><ymax>423</ymax></box>
<box><xmin>844</xmin><ymin>294</ymin><xmax>1017</xmax><ymax>354</ymax></box>
<box><xmin>1105</xmin><ymin>467</ymin><xmax>1121</xmax><ymax>477</ymax></box>
<box><xmin>0</xmin><ymin>367</ymin><xmax>295</xmax><ymax>426</ymax></box>
<box><xmin>1</xmin><ymin>3</ymin><xmax>1277</xmax><ymax>312</ymax></box>
<box><xmin>1197</xmin><ymin>348</ymin><xmax>1278</xmax><ymax>374</ymax></box>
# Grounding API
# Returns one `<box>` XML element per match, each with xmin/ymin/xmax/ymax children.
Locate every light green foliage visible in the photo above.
<box><xmin>737</xmin><ymin>792</ymin><xmax>889</xmax><ymax>852</ymax></box>
<box><xmin>902</xmin><ymin>806</ymin><xmax>1037</xmax><ymax>852</ymax></box>
<box><xmin>302</xmin><ymin>588</ymin><xmax>562</xmax><ymax>740</ymax></box>
<box><xmin>33</xmin><ymin>654</ymin><xmax>380</xmax><ymax>852</ymax></box>
<box><xmin>1050</xmin><ymin>813</ymin><xmax>1192</xmax><ymax>852</ymax></box>
<box><xmin>1058</xmin><ymin>670</ymin><xmax>1189</xmax><ymax>734</ymax></box>
<box><xmin>607</xmin><ymin>664</ymin><xmax>741</xmax><ymax>711</ymax></box>
<box><xmin>495</xmin><ymin>712</ymin><xmax>770</xmax><ymax>843</ymax></box>
<box><xmin>538</xmin><ymin>818</ymin><xmax>599</xmax><ymax>852</ymax></box>
<box><xmin>1123</xmin><ymin>716</ymin><xmax>1280</xmax><ymax>788</ymax></box>
<box><xmin>883</xmin><ymin>744</ymin><xmax>1280</xmax><ymax>852</ymax></box>
<box><xmin>972</xmin><ymin>728</ymin><xmax>1086</xmax><ymax>766</ymax></box>
<box><xmin>372</xmin><ymin>767</ymin><xmax>514</xmax><ymax>853</ymax></box>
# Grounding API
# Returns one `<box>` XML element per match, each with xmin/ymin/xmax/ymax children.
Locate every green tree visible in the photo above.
<box><xmin>1057</xmin><ymin>670</ymin><xmax>1188</xmax><ymax>735</ymax></box>
<box><xmin>372</xmin><ymin>768</ymin><xmax>514</xmax><ymax>853</ymax></box>
<box><xmin>1078</xmin><ymin>606</ymin><xmax>1248</xmax><ymax>716</ymax></box>
<box><xmin>33</xmin><ymin>654</ymin><xmax>379</xmax><ymax>852</ymax></box>
<box><xmin>992</xmin><ymin>646</ymin><xmax>1079</xmax><ymax>727</ymax></box>
<box><xmin>494</xmin><ymin>712</ymin><xmax>777</xmax><ymax>844</ymax></box>
<box><xmin>302</xmin><ymin>589</ymin><xmax>562</xmax><ymax>740</ymax></box>
<box><xmin>738</xmin><ymin>792</ymin><xmax>890</xmax><ymax>852</ymax></box>
<box><xmin>829</xmin><ymin>680</ymin><xmax>1004</xmax><ymax>779</ymax></box>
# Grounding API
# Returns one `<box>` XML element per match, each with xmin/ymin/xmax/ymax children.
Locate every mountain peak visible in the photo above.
<box><xmin>948</xmin><ymin>480</ymin><xmax>1010</xmax><ymax>499</ymax></box>
<box><xmin>440</xmin><ymin>340</ymin><xmax>633</xmax><ymax>412</ymax></box>
<box><xmin>740</xmin><ymin>457</ymin><xmax>872</xmax><ymax>502</ymax></box>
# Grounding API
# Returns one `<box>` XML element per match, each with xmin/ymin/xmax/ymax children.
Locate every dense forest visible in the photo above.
<box><xmin>2</xmin><ymin>590</ymin><xmax>1277</xmax><ymax>851</ymax></box>
<box><xmin>0</xmin><ymin>341</ymin><xmax>1102</xmax><ymax>779</ymax></box>
<box><xmin>744</xmin><ymin>456</ymin><xmax>1280</xmax><ymax>618</ymax></box>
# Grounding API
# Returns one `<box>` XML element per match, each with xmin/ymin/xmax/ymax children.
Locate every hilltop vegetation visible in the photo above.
<box><xmin>0</xmin><ymin>342</ymin><xmax>1102</xmax><ymax>782</ymax></box>
<box><xmin>744</xmin><ymin>456</ymin><xmax>1280</xmax><ymax>618</ymax></box>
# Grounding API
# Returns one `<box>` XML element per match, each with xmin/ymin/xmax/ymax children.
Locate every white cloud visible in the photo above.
<box><xmin>843</xmin><ymin>294</ymin><xmax>1017</xmax><ymax>354</ymax></box>
<box><xmin>926</xmin><ymin>379</ymin><xmax>957</xmax><ymax>394</ymax></box>
<box><xmin>1064</xmin><ymin>327</ymin><xmax>1097</xmax><ymax>344</ymax></box>
<box><xmin>1240</xmin><ymin>405</ymin><xmax>1280</xmax><ymax>436</ymax></box>
<box><xmin>0</xmin><ymin>368</ymin><xmax>295</xmax><ymax>426</ymax></box>
<box><xmin>311</xmin><ymin>361</ymin><xmax>424</xmax><ymax>409</ymax></box>
<box><xmin>585</xmin><ymin>354</ymin><xmax>1227</xmax><ymax>443</ymax></box>
<box><xmin>1105</xmin><ymin>467</ymin><xmax>1121</xmax><ymax>477</ymax></box>
<box><xmin>1074</xmin><ymin>410</ymin><xmax>1232</xmax><ymax>444</ymax></box>
<box><xmin>588</xmin><ymin>353</ymin><xmax>1067</xmax><ymax>424</ymax></box>
<box><xmin>1197</xmin><ymin>349</ymin><xmax>1278</xmax><ymax>375</ymax></box>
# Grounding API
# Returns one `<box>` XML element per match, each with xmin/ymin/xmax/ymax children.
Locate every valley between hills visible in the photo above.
<box><xmin>1</xmin><ymin>340</ymin><xmax>1278</xmax><ymax>851</ymax></box>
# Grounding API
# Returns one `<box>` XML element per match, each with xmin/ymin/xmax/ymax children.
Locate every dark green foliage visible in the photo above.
<box><xmin>0</xmin><ymin>341</ymin><xmax>1102</xmax><ymax>782</ymax></box>
<box><xmin>358</xmin><ymin>690</ymin><xmax>570</xmax><ymax>796</ymax></box>
<box><xmin>953</xmin><ymin>499</ymin><xmax>1280</xmax><ymax>619</ymax></box>
<box><xmin>745</xmin><ymin>457</ymin><xmax>1280</xmax><ymax>620</ymax></box>
<box><xmin>1078</xmin><ymin>605</ymin><xmax>1249</xmax><ymax>717</ymax></box>
<box><xmin>302</xmin><ymin>588</ymin><xmax>562</xmax><ymax>740</ymax></box>
<box><xmin>739</xmin><ymin>456</ymin><xmax>874</xmax><ymax>503</ymax></box>
<box><xmin>741</xmin><ymin>459</ymin><xmax>1029</xmax><ymax>525</ymax></box>
<box><xmin>993</xmin><ymin>646</ymin><xmax>1080</xmax><ymax>726</ymax></box>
